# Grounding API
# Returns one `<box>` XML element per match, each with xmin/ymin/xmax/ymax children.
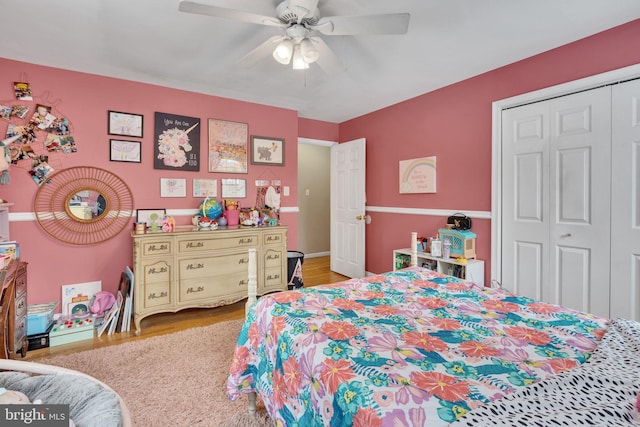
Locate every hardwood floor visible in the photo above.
<box><xmin>24</xmin><ymin>256</ymin><xmax>348</xmax><ymax>361</ymax></box>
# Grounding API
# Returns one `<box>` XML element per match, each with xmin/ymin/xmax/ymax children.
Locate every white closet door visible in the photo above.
<box><xmin>502</xmin><ymin>101</ymin><xmax>550</xmax><ymax>301</ymax></box>
<box><xmin>611</xmin><ymin>79</ymin><xmax>640</xmax><ymax>320</ymax></box>
<box><xmin>548</xmin><ymin>87</ymin><xmax>611</xmax><ymax>317</ymax></box>
<box><xmin>502</xmin><ymin>87</ymin><xmax>612</xmax><ymax>317</ymax></box>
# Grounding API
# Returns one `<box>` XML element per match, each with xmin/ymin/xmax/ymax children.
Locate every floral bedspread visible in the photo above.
<box><xmin>227</xmin><ymin>267</ymin><xmax>608</xmax><ymax>427</ymax></box>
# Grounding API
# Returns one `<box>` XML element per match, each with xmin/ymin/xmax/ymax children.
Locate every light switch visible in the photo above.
<box><xmin>283</xmin><ymin>186</ymin><xmax>290</xmax><ymax>196</ymax></box>
<box><xmin>305</xmin><ymin>189</ymin><xmax>310</xmax><ymax>196</ymax></box>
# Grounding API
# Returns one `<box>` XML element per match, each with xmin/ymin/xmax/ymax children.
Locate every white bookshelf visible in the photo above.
<box><xmin>393</xmin><ymin>248</ymin><xmax>484</xmax><ymax>286</ymax></box>
<box><xmin>0</xmin><ymin>203</ymin><xmax>13</xmax><ymax>242</ymax></box>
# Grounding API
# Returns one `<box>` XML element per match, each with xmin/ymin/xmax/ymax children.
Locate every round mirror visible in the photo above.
<box><xmin>34</xmin><ymin>166</ymin><xmax>134</xmax><ymax>245</ymax></box>
<box><xmin>66</xmin><ymin>189</ymin><xmax>108</xmax><ymax>221</ymax></box>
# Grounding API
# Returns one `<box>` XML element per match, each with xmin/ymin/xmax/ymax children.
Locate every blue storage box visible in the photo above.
<box><xmin>27</xmin><ymin>302</ymin><xmax>58</xmax><ymax>335</ymax></box>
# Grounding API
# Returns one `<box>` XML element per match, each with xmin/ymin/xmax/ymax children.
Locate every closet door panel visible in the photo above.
<box><xmin>611</xmin><ymin>79</ymin><xmax>640</xmax><ymax>321</ymax></box>
<box><xmin>549</xmin><ymin>87</ymin><xmax>611</xmax><ymax>317</ymax></box>
<box><xmin>502</xmin><ymin>104</ymin><xmax>549</xmax><ymax>301</ymax></box>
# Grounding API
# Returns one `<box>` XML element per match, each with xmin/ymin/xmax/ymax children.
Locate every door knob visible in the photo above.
<box><xmin>356</xmin><ymin>215</ymin><xmax>364</xmax><ymax>220</ymax></box>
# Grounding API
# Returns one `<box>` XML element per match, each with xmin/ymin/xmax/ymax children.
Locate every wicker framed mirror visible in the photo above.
<box><xmin>34</xmin><ymin>166</ymin><xmax>134</xmax><ymax>245</ymax></box>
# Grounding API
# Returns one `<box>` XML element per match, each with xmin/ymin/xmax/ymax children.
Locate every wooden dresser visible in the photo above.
<box><xmin>132</xmin><ymin>225</ymin><xmax>287</xmax><ymax>334</ymax></box>
<box><xmin>0</xmin><ymin>261</ymin><xmax>28</xmax><ymax>359</ymax></box>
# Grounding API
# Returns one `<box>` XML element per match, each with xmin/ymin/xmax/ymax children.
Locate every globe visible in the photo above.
<box><xmin>199</xmin><ymin>198</ymin><xmax>223</xmax><ymax>220</ymax></box>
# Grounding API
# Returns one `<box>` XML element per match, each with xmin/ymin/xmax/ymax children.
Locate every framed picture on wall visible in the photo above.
<box><xmin>208</xmin><ymin>119</ymin><xmax>248</xmax><ymax>173</ymax></box>
<box><xmin>136</xmin><ymin>209</ymin><xmax>166</xmax><ymax>229</ymax></box>
<box><xmin>221</xmin><ymin>178</ymin><xmax>247</xmax><ymax>198</ymax></box>
<box><xmin>251</xmin><ymin>136</ymin><xmax>284</xmax><ymax>166</ymax></box>
<box><xmin>108</xmin><ymin>111</ymin><xmax>143</xmax><ymax>138</ymax></box>
<box><xmin>110</xmin><ymin>139</ymin><xmax>141</xmax><ymax>163</ymax></box>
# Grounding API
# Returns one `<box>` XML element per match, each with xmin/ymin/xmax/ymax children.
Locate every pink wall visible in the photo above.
<box><xmin>0</xmin><ymin>59</ymin><xmax>302</xmax><ymax>307</ymax></box>
<box><xmin>339</xmin><ymin>19</ymin><xmax>640</xmax><ymax>280</ymax></box>
<box><xmin>298</xmin><ymin>117</ymin><xmax>339</xmax><ymax>141</ymax></box>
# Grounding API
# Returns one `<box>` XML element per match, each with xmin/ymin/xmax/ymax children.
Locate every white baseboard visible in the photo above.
<box><xmin>303</xmin><ymin>251</ymin><xmax>330</xmax><ymax>259</ymax></box>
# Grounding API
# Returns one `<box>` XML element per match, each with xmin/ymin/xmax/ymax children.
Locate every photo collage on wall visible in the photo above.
<box><xmin>0</xmin><ymin>81</ymin><xmax>77</xmax><ymax>185</ymax></box>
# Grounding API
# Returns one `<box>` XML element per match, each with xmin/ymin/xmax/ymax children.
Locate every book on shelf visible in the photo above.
<box><xmin>394</xmin><ymin>253</ymin><xmax>411</xmax><ymax>270</ymax></box>
<box><xmin>421</xmin><ymin>259</ymin><xmax>437</xmax><ymax>271</ymax></box>
<box><xmin>0</xmin><ymin>241</ymin><xmax>20</xmax><ymax>261</ymax></box>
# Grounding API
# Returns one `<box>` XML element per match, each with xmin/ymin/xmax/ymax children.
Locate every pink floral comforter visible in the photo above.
<box><xmin>227</xmin><ymin>267</ymin><xmax>608</xmax><ymax>426</ymax></box>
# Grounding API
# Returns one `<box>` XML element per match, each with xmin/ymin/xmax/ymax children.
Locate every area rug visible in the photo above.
<box><xmin>37</xmin><ymin>319</ymin><xmax>272</xmax><ymax>427</ymax></box>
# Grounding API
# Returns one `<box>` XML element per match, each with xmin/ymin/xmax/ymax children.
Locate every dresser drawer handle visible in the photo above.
<box><xmin>148</xmin><ymin>266</ymin><xmax>168</xmax><ymax>275</ymax></box>
<box><xmin>148</xmin><ymin>291</ymin><xmax>168</xmax><ymax>300</ymax></box>
<box><xmin>266</xmin><ymin>254</ymin><xmax>280</xmax><ymax>260</ymax></box>
<box><xmin>238</xmin><ymin>238</ymin><xmax>253</xmax><ymax>244</ymax></box>
<box><xmin>186</xmin><ymin>263</ymin><xmax>204</xmax><ymax>270</ymax></box>
<box><xmin>267</xmin><ymin>274</ymin><xmax>280</xmax><ymax>280</ymax></box>
<box><xmin>148</xmin><ymin>244</ymin><xmax>169</xmax><ymax>251</ymax></box>
<box><xmin>186</xmin><ymin>242</ymin><xmax>204</xmax><ymax>248</ymax></box>
<box><xmin>238</xmin><ymin>258</ymin><xmax>249</xmax><ymax>264</ymax></box>
<box><xmin>186</xmin><ymin>286</ymin><xmax>204</xmax><ymax>294</ymax></box>
<box><xmin>239</xmin><ymin>279</ymin><xmax>248</xmax><ymax>286</ymax></box>
<box><xmin>267</xmin><ymin>236</ymin><xmax>280</xmax><ymax>242</ymax></box>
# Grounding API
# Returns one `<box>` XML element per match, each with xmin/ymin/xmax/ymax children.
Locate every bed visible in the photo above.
<box><xmin>227</xmin><ymin>240</ymin><xmax>640</xmax><ymax>426</ymax></box>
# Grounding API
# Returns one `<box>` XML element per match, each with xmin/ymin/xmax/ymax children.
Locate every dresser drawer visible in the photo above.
<box><xmin>263</xmin><ymin>248</ymin><xmax>284</xmax><ymax>268</ymax></box>
<box><xmin>142</xmin><ymin>259</ymin><xmax>171</xmax><ymax>285</ymax></box>
<box><xmin>14</xmin><ymin>316</ymin><xmax>26</xmax><ymax>347</ymax></box>
<box><xmin>142</xmin><ymin>239</ymin><xmax>173</xmax><ymax>256</ymax></box>
<box><xmin>179</xmin><ymin>272</ymin><xmax>248</xmax><ymax>302</ymax></box>
<box><xmin>264</xmin><ymin>266</ymin><xmax>285</xmax><ymax>288</ymax></box>
<box><xmin>143</xmin><ymin>282</ymin><xmax>171</xmax><ymax>308</ymax></box>
<box><xmin>14</xmin><ymin>292</ymin><xmax>27</xmax><ymax>318</ymax></box>
<box><xmin>263</xmin><ymin>230</ymin><xmax>285</xmax><ymax>246</ymax></box>
<box><xmin>178</xmin><ymin>252</ymin><xmax>250</xmax><ymax>280</ymax></box>
<box><xmin>14</xmin><ymin>270</ymin><xmax>27</xmax><ymax>297</ymax></box>
<box><xmin>177</xmin><ymin>233</ymin><xmax>258</xmax><ymax>253</ymax></box>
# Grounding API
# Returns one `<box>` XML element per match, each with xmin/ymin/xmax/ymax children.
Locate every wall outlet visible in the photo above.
<box><xmin>283</xmin><ymin>186</ymin><xmax>290</xmax><ymax>196</ymax></box>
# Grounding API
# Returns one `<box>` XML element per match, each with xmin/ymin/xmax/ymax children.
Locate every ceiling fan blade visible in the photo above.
<box><xmin>179</xmin><ymin>0</ymin><xmax>286</xmax><ymax>28</ymax></box>
<box><xmin>237</xmin><ymin>35</ymin><xmax>283</xmax><ymax>67</ymax></box>
<box><xmin>312</xmin><ymin>38</ymin><xmax>345</xmax><ymax>76</ymax></box>
<box><xmin>310</xmin><ymin>13</ymin><xmax>410</xmax><ymax>35</ymax></box>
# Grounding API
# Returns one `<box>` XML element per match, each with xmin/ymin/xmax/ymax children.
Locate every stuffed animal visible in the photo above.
<box><xmin>0</xmin><ymin>387</ymin><xmax>76</xmax><ymax>426</ymax></box>
<box><xmin>0</xmin><ymin>387</ymin><xmax>31</xmax><ymax>404</ymax></box>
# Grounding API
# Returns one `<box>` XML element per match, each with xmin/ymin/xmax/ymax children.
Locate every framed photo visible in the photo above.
<box><xmin>154</xmin><ymin>112</ymin><xmax>200</xmax><ymax>171</ymax></box>
<box><xmin>208</xmin><ymin>119</ymin><xmax>248</xmax><ymax>173</ymax></box>
<box><xmin>193</xmin><ymin>178</ymin><xmax>217</xmax><ymax>197</ymax></box>
<box><xmin>160</xmin><ymin>178</ymin><xmax>187</xmax><ymax>197</ymax></box>
<box><xmin>221</xmin><ymin>178</ymin><xmax>247</xmax><ymax>198</ymax></box>
<box><xmin>108</xmin><ymin>110</ymin><xmax>144</xmax><ymax>138</ymax></box>
<box><xmin>251</xmin><ymin>136</ymin><xmax>285</xmax><ymax>166</ymax></box>
<box><xmin>110</xmin><ymin>139</ymin><xmax>141</xmax><ymax>163</ymax></box>
<box><xmin>136</xmin><ymin>209</ymin><xmax>166</xmax><ymax>229</ymax></box>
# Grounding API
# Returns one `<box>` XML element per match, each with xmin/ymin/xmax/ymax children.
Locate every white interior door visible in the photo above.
<box><xmin>610</xmin><ymin>79</ymin><xmax>640</xmax><ymax>320</ymax></box>
<box><xmin>502</xmin><ymin>87</ymin><xmax>612</xmax><ymax>317</ymax></box>
<box><xmin>331</xmin><ymin>138</ymin><xmax>366</xmax><ymax>278</ymax></box>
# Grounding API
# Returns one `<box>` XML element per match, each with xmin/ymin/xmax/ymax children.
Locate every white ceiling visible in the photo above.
<box><xmin>2</xmin><ymin>0</ymin><xmax>639</xmax><ymax>123</ymax></box>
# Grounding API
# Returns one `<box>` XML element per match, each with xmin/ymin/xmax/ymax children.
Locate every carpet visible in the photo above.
<box><xmin>37</xmin><ymin>319</ymin><xmax>272</xmax><ymax>427</ymax></box>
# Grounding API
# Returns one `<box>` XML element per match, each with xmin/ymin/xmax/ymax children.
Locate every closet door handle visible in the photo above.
<box><xmin>560</xmin><ymin>233</ymin><xmax>572</xmax><ymax>238</ymax></box>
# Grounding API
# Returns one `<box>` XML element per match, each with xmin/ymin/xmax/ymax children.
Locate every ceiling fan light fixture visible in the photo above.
<box><xmin>273</xmin><ymin>39</ymin><xmax>293</xmax><ymax>64</ymax></box>
<box><xmin>299</xmin><ymin>38</ymin><xmax>319</xmax><ymax>63</ymax></box>
<box><xmin>292</xmin><ymin>44</ymin><xmax>309</xmax><ymax>70</ymax></box>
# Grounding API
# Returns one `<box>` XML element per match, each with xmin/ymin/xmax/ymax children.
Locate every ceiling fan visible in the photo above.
<box><xmin>178</xmin><ymin>0</ymin><xmax>410</xmax><ymax>74</ymax></box>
